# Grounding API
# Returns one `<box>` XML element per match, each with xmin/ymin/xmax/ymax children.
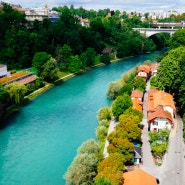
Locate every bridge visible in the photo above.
<box><xmin>133</xmin><ymin>28</ymin><xmax>178</xmax><ymax>37</ymax></box>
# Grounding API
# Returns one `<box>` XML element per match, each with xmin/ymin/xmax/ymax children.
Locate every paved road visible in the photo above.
<box><xmin>140</xmin><ymin>81</ymin><xmax>185</xmax><ymax>185</ymax></box>
<box><xmin>159</xmin><ymin>115</ymin><xmax>185</xmax><ymax>185</ymax></box>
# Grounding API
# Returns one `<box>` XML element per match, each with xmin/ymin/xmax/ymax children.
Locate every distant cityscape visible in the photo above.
<box><xmin>0</xmin><ymin>1</ymin><xmax>183</xmax><ymax>26</ymax></box>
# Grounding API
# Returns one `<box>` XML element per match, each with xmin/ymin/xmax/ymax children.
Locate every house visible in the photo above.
<box><xmin>148</xmin><ymin>105</ymin><xmax>173</xmax><ymax>131</ymax></box>
<box><xmin>132</xmin><ymin>98</ymin><xmax>143</xmax><ymax>112</ymax></box>
<box><xmin>102</xmin><ymin>48</ymin><xmax>114</xmax><ymax>56</ymax></box>
<box><xmin>131</xmin><ymin>89</ymin><xmax>143</xmax><ymax>101</ymax></box>
<box><xmin>150</xmin><ymin>63</ymin><xmax>159</xmax><ymax>76</ymax></box>
<box><xmin>133</xmin><ymin>146</ymin><xmax>142</xmax><ymax>164</ymax></box>
<box><xmin>0</xmin><ymin>64</ymin><xmax>8</xmax><ymax>77</ymax></box>
<box><xmin>137</xmin><ymin>65</ymin><xmax>150</xmax><ymax>80</ymax></box>
<box><xmin>123</xmin><ymin>169</ymin><xmax>158</xmax><ymax>185</ymax></box>
<box><xmin>147</xmin><ymin>89</ymin><xmax>176</xmax><ymax>131</ymax></box>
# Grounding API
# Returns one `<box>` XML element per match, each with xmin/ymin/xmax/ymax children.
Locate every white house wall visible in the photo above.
<box><xmin>138</xmin><ymin>71</ymin><xmax>147</xmax><ymax>77</ymax></box>
<box><xmin>150</xmin><ymin>118</ymin><xmax>172</xmax><ymax>131</ymax></box>
<box><xmin>0</xmin><ymin>66</ymin><xmax>7</xmax><ymax>77</ymax></box>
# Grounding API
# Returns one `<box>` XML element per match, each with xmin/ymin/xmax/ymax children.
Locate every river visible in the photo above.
<box><xmin>0</xmin><ymin>52</ymin><xmax>159</xmax><ymax>185</ymax></box>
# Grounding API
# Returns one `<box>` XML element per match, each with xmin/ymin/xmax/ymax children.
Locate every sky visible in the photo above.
<box><xmin>3</xmin><ymin>0</ymin><xmax>185</xmax><ymax>12</ymax></box>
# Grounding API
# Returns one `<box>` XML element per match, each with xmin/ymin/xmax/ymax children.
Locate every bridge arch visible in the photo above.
<box><xmin>133</xmin><ymin>28</ymin><xmax>178</xmax><ymax>37</ymax></box>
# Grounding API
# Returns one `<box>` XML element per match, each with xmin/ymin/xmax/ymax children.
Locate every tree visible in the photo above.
<box><xmin>107</xmin><ymin>137</ymin><xmax>134</xmax><ymax>162</ymax></box>
<box><xmin>83</xmin><ymin>47</ymin><xmax>96</xmax><ymax>67</ymax></box>
<box><xmin>58</xmin><ymin>44</ymin><xmax>72</xmax><ymax>67</ymax></box>
<box><xmin>77</xmin><ymin>139</ymin><xmax>100</xmax><ymax>155</ymax></box>
<box><xmin>65</xmin><ymin>139</ymin><xmax>100</xmax><ymax>185</ymax></box>
<box><xmin>68</xmin><ymin>55</ymin><xmax>82</xmax><ymax>73</ymax></box>
<box><xmin>133</xmin><ymin>77</ymin><xmax>146</xmax><ymax>92</ymax></box>
<box><xmin>97</xmin><ymin>106</ymin><xmax>111</xmax><ymax>121</ymax></box>
<box><xmin>0</xmin><ymin>85</ymin><xmax>10</xmax><ymax>117</ymax></box>
<box><xmin>97</xmin><ymin>153</ymin><xmax>125</xmax><ymax>172</ymax></box>
<box><xmin>106</xmin><ymin>80</ymin><xmax>122</xmax><ymax>100</ymax></box>
<box><xmin>111</xmin><ymin>94</ymin><xmax>132</xmax><ymax>120</ymax></box>
<box><xmin>40</xmin><ymin>57</ymin><xmax>58</xmax><ymax>82</ymax></box>
<box><xmin>64</xmin><ymin>153</ymin><xmax>98</xmax><ymax>185</ymax></box>
<box><xmin>5</xmin><ymin>82</ymin><xmax>27</xmax><ymax>106</ymax></box>
<box><xmin>169</xmin><ymin>28</ymin><xmax>185</xmax><ymax>49</ymax></box>
<box><xmin>32</xmin><ymin>52</ymin><xmax>51</xmax><ymax>75</ymax></box>
<box><xmin>100</xmin><ymin>53</ymin><xmax>111</xmax><ymax>64</ymax></box>
<box><xmin>156</xmin><ymin>47</ymin><xmax>180</xmax><ymax>91</ymax></box>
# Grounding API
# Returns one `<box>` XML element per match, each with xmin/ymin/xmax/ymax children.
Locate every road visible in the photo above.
<box><xmin>140</xmin><ymin>81</ymin><xmax>185</xmax><ymax>185</ymax></box>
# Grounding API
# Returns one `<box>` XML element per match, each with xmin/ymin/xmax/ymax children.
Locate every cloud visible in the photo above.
<box><xmin>4</xmin><ymin>0</ymin><xmax>185</xmax><ymax>12</ymax></box>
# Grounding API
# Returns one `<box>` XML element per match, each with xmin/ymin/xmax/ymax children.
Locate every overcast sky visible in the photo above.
<box><xmin>3</xmin><ymin>0</ymin><xmax>185</xmax><ymax>12</ymax></box>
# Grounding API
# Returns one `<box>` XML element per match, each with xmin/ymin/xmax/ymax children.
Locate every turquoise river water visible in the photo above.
<box><xmin>0</xmin><ymin>52</ymin><xmax>159</xmax><ymax>185</ymax></box>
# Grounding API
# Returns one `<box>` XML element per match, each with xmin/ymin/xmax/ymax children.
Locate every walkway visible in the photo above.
<box><xmin>139</xmin><ymin>81</ymin><xmax>159</xmax><ymax>178</ymax></box>
<box><xmin>103</xmin><ymin>120</ymin><xmax>118</xmax><ymax>158</ymax></box>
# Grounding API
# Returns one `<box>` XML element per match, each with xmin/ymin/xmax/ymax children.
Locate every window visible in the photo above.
<box><xmin>153</xmin><ymin>121</ymin><xmax>158</xmax><ymax>126</ymax></box>
<box><xmin>166</xmin><ymin>122</ymin><xmax>168</xmax><ymax>125</ymax></box>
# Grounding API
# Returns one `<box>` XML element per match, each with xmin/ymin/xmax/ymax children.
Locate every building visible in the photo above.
<box><xmin>147</xmin><ymin>89</ymin><xmax>176</xmax><ymax>131</ymax></box>
<box><xmin>0</xmin><ymin>64</ymin><xmax>8</xmax><ymax>77</ymax></box>
<box><xmin>25</xmin><ymin>5</ymin><xmax>49</xmax><ymax>21</ymax></box>
<box><xmin>150</xmin><ymin>63</ymin><xmax>159</xmax><ymax>76</ymax></box>
<box><xmin>137</xmin><ymin>65</ymin><xmax>150</xmax><ymax>80</ymax></box>
<box><xmin>123</xmin><ymin>169</ymin><xmax>158</xmax><ymax>185</ymax></box>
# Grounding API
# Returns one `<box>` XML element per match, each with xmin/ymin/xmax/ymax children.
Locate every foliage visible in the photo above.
<box><xmin>97</xmin><ymin>153</ymin><xmax>125</xmax><ymax>172</ymax></box>
<box><xmin>77</xmin><ymin>139</ymin><xmax>100</xmax><ymax>155</ymax></box>
<box><xmin>97</xmin><ymin>106</ymin><xmax>111</xmax><ymax>121</ymax></box>
<box><xmin>68</xmin><ymin>55</ymin><xmax>83</xmax><ymax>73</ymax></box>
<box><xmin>94</xmin><ymin>177</ymin><xmax>111</xmax><ymax>185</ymax></box>
<box><xmin>32</xmin><ymin>52</ymin><xmax>51</xmax><ymax>75</ymax></box>
<box><xmin>100</xmin><ymin>53</ymin><xmax>111</xmax><ymax>65</ymax></box>
<box><xmin>65</xmin><ymin>153</ymin><xmax>98</xmax><ymax>185</ymax></box>
<box><xmin>106</xmin><ymin>80</ymin><xmax>122</xmax><ymax>100</ymax></box>
<box><xmin>58</xmin><ymin>44</ymin><xmax>72</xmax><ymax>67</ymax></box>
<box><xmin>107</xmin><ymin>137</ymin><xmax>134</xmax><ymax>162</ymax></box>
<box><xmin>111</xmin><ymin>94</ymin><xmax>132</xmax><ymax>120</ymax></box>
<box><xmin>65</xmin><ymin>139</ymin><xmax>100</xmax><ymax>185</ymax></box>
<box><xmin>0</xmin><ymin>85</ymin><xmax>10</xmax><ymax>117</ymax></box>
<box><xmin>40</xmin><ymin>58</ymin><xmax>58</xmax><ymax>82</ymax></box>
<box><xmin>149</xmin><ymin>129</ymin><xmax>170</xmax><ymax>157</ymax></box>
<box><xmin>133</xmin><ymin>77</ymin><xmax>146</xmax><ymax>92</ymax></box>
<box><xmin>5</xmin><ymin>82</ymin><xmax>27</xmax><ymax>105</ymax></box>
<box><xmin>150</xmin><ymin>76</ymin><xmax>157</xmax><ymax>88</ymax></box>
<box><xmin>169</xmin><ymin>28</ymin><xmax>185</xmax><ymax>49</ymax></box>
<box><xmin>118</xmin><ymin>83</ymin><xmax>133</xmax><ymax>96</ymax></box>
<box><xmin>94</xmin><ymin>167</ymin><xmax>123</xmax><ymax>185</ymax></box>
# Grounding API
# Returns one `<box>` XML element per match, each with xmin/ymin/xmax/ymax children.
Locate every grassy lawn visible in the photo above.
<box><xmin>18</xmin><ymin>67</ymin><xmax>37</xmax><ymax>75</ymax></box>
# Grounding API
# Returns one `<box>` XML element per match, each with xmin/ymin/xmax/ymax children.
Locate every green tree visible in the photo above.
<box><xmin>133</xmin><ymin>77</ymin><xmax>146</xmax><ymax>92</ymax></box>
<box><xmin>97</xmin><ymin>106</ymin><xmax>111</xmax><ymax>121</ymax></box>
<box><xmin>100</xmin><ymin>53</ymin><xmax>111</xmax><ymax>64</ymax></box>
<box><xmin>169</xmin><ymin>28</ymin><xmax>185</xmax><ymax>49</ymax></box>
<box><xmin>106</xmin><ymin>80</ymin><xmax>122</xmax><ymax>100</ymax></box>
<box><xmin>41</xmin><ymin>57</ymin><xmax>58</xmax><ymax>82</ymax></box>
<box><xmin>68</xmin><ymin>55</ymin><xmax>82</xmax><ymax>73</ymax></box>
<box><xmin>5</xmin><ymin>82</ymin><xmax>27</xmax><ymax>106</ymax></box>
<box><xmin>32</xmin><ymin>52</ymin><xmax>51</xmax><ymax>75</ymax></box>
<box><xmin>64</xmin><ymin>153</ymin><xmax>98</xmax><ymax>185</ymax></box>
<box><xmin>111</xmin><ymin>94</ymin><xmax>132</xmax><ymax>120</ymax></box>
<box><xmin>58</xmin><ymin>44</ymin><xmax>72</xmax><ymax>67</ymax></box>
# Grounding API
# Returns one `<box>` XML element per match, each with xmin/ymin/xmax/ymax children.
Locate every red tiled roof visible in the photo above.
<box><xmin>148</xmin><ymin>105</ymin><xmax>173</xmax><ymax>122</ymax></box>
<box><xmin>132</xmin><ymin>99</ymin><xmax>143</xmax><ymax>112</ymax></box>
<box><xmin>123</xmin><ymin>169</ymin><xmax>157</xmax><ymax>185</ymax></box>
<box><xmin>147</xmin><ymin>89</ymin><xmax>176</xmax><ymax>112</ymax></box>
<box><xmin>131</xmin><ymin>90</ymin><xmax>143</xmax><ymax>98</ymax></box>
<box><xmin>17</xmin><ymin>75</ymin><xmax>37</xmax><ymax>85</ymax></box>
<box><xmin>137</xmin><ymin>65</ymin><xmax>150</xmax><ymax>74</ymax></box>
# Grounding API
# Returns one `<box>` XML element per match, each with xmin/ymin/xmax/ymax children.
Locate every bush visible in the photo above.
<box><xmin>97</xmin><ymin>107</ymin><xmax>111</xmax><ymax>121</ymax></box>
